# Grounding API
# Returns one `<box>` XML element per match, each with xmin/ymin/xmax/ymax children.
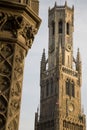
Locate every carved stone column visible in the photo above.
<box><xmin>0</xmin><ymin>1</ymin><xmax>41</xmax><ymax>130</ymax></box>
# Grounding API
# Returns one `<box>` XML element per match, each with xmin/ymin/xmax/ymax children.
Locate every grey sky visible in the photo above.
<box><xmin>19</xmin><ymin>1</ymin><xmax>87</xmax><ymax>130</ymax></box>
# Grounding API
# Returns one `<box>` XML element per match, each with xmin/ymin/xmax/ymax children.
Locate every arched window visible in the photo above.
<box><xmin>46</xmin><ymin>80</ymin><xmax>49</xmax><ymax>96</ymax></box>
<box><xmin>50</xmin><ymin>78</ymin><xmax>53</xmax><ymax>94</ymax></box>
<box><xmin>66</xmin><ymin>79</ymin><xmax>75</xmax><ymax>97</ymax></box>
<box><xmin>52</xmin><ymin>21</ymin><xmax>55</xmax><ymax>35</ymax></box>
<box><xmin>71</xmin><ymin>81</ymin><xmax>75</xmax><ymax>97</ymax></box>
<box><xmin>59</xmin><ymin>20</ymin><xmax>63</xmax><ymax>33</ymax></box>
<box><xmin>66</xmin><ymin>22</ymin><xmax>70</xmax><ymax>35</ymax></box>
<box><xmin>66</xmin><ymin>79</ymin><xmax>70</xmax><ymax>96</ymax></box>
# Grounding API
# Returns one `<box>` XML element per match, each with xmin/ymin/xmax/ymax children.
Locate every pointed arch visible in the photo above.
<box><xmin>59</xmin><ymin>20</ymin><xmax>63</xmax><ymax>33</ymax></box>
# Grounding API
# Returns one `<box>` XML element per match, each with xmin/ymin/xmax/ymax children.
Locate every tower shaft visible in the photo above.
<box><xmin>35</xmin><ymin>2</ymin><xmax>86</xmax><ymax>130</ymax></box>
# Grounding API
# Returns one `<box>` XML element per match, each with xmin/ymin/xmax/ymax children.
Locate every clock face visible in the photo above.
<box><xmin>66</xmin><ymin>44</ymin><xmax>71</xmax><ymax>52</ymax></box>
<box><xmin>68</xmin><ymin>103</ymin><xmax>74</xmax><ymax>112</ymax></box>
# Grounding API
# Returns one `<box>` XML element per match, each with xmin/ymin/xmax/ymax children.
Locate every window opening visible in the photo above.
<box><xmin>59</xmin><ymin>21</ymin><xmax>63</xmax><ymax>33</ymax></box>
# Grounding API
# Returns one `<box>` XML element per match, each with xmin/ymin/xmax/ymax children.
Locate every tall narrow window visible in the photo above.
<box><xmin>52</xmin><ymin>21</ymin><xmax>55</xmax><ymax>35</ymax></box>
<box><xmin>66</xmin><ymin>79</ymin><xmax>70</xmax><ymax>95</ymax></box>
<box><xmin>66</xmin><ymin>22</ymin><xmax>70</xmax><ymax>35</ymax></box>
<box><xmin>46</xmin><ymin>80</ymin><xmax>49</xmax><ymax>96</ymax></box>
<box><xmin>59</xmin><ymin>21</ymin><xmax>63</xmax><ymax>33</ymax></box>
<box><xmin>71</xmin><ymin>81</ymin><xmax>75</xmax><ymax>97</ymax></box>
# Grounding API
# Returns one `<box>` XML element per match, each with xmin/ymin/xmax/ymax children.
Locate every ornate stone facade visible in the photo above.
<box><xmin>35</xmin><ymin>2</ymin><xmax>86</xmax><ymax>130</ymax></box>
<box><xmin>0</xmin><ymin>0</ymin><xmax>41</xmax><ymax>130</ymax></box>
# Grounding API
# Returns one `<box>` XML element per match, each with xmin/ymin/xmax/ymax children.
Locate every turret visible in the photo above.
<box><xmin>40</xmin><ymin>49</ymin><xmax>46</xmax><ymax>81</ymax></box>
<box><xmin>76</xmin><ymin>48</ymin><xmax>82</xmax><ymax>74</ymax></box>
<box><xmin>76</xmin><ymin>48</ymin><xmax>82</xmax><ymax>86</ymax></box>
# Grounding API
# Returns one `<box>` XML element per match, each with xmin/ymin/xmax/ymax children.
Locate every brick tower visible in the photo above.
<box><xmin>35</xmin><ymin>2</ymin><xmax>86</xmax><ymax>130</ymax></box>
<box><xmin>0</xmin><ymin>0</ymin><xmax>41</xmax><ymax>130</ymax></box>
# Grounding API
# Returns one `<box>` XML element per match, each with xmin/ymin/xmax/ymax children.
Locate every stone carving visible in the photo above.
<box><xmin>0</xmin><ymin>76</ymin><xmax>10</xmax><ymax>92</ymax></box>
<box><xmin>3</xmin><ymin>89</ymin><xmax>10</xmax><ymax>101</ymax></box>
<box><xmin>0</xmin><ymin>114</ymin><xmax>6</xmax><ymax>129</ymax></box>
<box><xmin>0</xmin><ymin>0</ymin><xmax>41</xmax><ymax>129</ymax></box>
<box><xmin>0</xmin><ymin>12</ymin><xmax>23</xmax><ymax>37</ymax></box>
<box><xmin>0</xmin><ymin>62</ymin><xmax>11</xmax><ymax>76</ymax></box>
<box><xmin>0</xmin><ymin>95</ymin><xmax>7</xmax><ymax>113</ymax></box>
<box><xmin>0</xmin><ymin>42</ymin><xmax>14</xmax><ymax>129</ymax></box>
<box><xmin>6</xmin><ymin>45</ymin><xmax>25</xmax><ymax>129</ymax></box>
<box><xmin>62</xmin><ymin>66</ymin><xmax>78</xmax><ymax>77</ymax></box>
<box><xmin>0</xmin><ymin>11</ymin><xmax>37</xmax><ymax>48</ymax></box>
<box><xmin>11</xmin><ymin>82</ymin><xmax>21</xmax><ymax>97</ymax></box>
<box><xmin>15</xmin><ymin>50</ymin><xmax>24</xmax><ymax>63</ymax></box>
<box><xmin>20</xmin><ymin>24</ymin><xmax>36</xmax><ymax>48</ymax></box>
<box><xmin>8</xmin><ymin>98</ymin><xmax>20</xmax><ymax>117</ymax></box>
<box><xmin>7</xmin><ymin>117</ymin><xmax>18</xmax><ymax>130</ymax></box>
<box><xmin>1</xmin><ymin>44</ymin><xmax>13</xmax><ymax>58</ymax></box>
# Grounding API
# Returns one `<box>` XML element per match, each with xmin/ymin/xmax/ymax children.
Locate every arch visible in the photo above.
<box><xmin>66</xmin><ymin>22</ymin><xmax>70</xmax><ymax>35</ymax></box>
<box><xmin>59</xmin><ymin>20</ymin><xmax>63</xmax><ymax>33</ymax></box>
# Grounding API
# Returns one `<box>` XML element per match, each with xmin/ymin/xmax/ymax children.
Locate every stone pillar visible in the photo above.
<box><xmin>0</xmin><ymin>1</ymin><xmax>41</xmax><ymax>130</ymax></box>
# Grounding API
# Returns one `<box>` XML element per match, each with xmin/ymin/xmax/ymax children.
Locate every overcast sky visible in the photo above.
<box><xmin>19</xmin><ymin>0</ymin><xmax>87</xmax><ymax>130</ymax></box>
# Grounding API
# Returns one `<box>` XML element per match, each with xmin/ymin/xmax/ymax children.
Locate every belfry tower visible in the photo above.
<box><xmin>0</xmin><ymin>0</ymin><xmax>41</xmax><ymax>130</ymax></box>
<box><xmin>35</xmin><ymin>2</ymin><xmax>86</xmax><ymax>130</ymax></box>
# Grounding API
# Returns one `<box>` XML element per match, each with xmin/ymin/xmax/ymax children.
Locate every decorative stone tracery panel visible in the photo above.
<box><xmin>0</xmin><ymin>42</ymin><xmax>14</xmax><ymax>129</ymax></box>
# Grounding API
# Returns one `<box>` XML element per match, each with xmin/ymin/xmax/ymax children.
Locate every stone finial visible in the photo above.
<box><xmin>42</xmin><ymin>48</ymin><xmax>46</xmax><ymax>62</ymax></box>
<box><xmin>65</xmin><ymin>1</ymin><xmax>67</xmax><ymax>6</ymax></box>
<box><xmin>72</xmin><ymin>5</ymin><xmax>74</xmax><ymax>10</ymax></box>
<box><xmin>55</xmin><ymin>1</ymin><xmax>57</xmax><ymax>7</ymax></box>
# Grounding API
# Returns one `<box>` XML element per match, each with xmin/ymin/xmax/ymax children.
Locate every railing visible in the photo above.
<box><xmin>62</xmin><ymin>66</ymin><xmax>78</xmax><ymax>77</ymax></box>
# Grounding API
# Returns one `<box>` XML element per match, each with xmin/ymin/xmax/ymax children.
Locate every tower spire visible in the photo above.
<box><xmin>76</xmin><ymin>48</ymin><xmax>82</xmax><ymax>86</ymax></box>
<box><xmin>41</xmin><ymin>48</ymin><xmax>46</xmax><ymax>63</ymax></box>
<box><xmin>76</xmin><ymin>48</ymin><xmax>81</xmax><ymax>73</ymax></box>
<box><xmin>40</xmin><ymin>49</ymin><xmax>46</xmax><ymax>82</ymax></box>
